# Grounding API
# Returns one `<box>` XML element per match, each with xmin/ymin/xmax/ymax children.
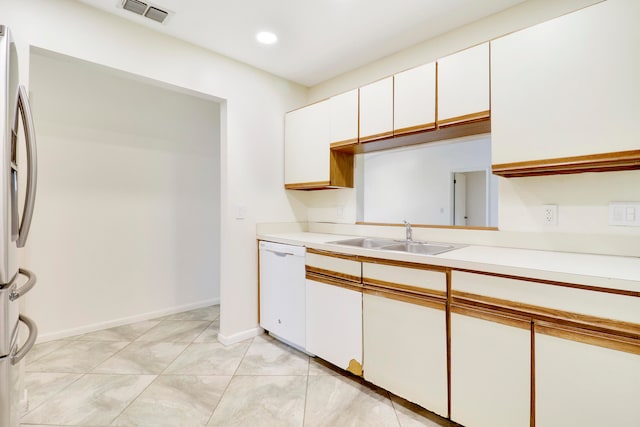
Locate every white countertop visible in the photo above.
<box><xmin>257</xmin><ymin>231</ymin><xmax>640</xmax><ymax>293</ymax></box>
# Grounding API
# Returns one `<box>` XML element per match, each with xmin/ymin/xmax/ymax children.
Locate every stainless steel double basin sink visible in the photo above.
<box><xmin>327</xmin><ymin>237</ymin><xmax>460</xmax><ymax>256</ymax></box>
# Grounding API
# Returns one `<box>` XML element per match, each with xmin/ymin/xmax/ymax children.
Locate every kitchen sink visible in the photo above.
<box><xmin>328</xmin><ymin>237</ymin><xmax>460</xmax><ymax>255</ymax></box>
<box><xmin>326</xmin><ymin>237</ymin><xmax>396</xmax><ymax>249</ymax></box>
<box><xmin>380</xmin><ymin>242</ymin><xmax>456</xmax><ymax>255</ymax></box>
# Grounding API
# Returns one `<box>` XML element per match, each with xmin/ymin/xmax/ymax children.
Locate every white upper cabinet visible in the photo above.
<box><xmin>491</xmin><ymin>0</ymin><xmax>640</xmax><ymax>165</ymax></box>
<box><xmin>437</xmin><ymin>42</ymin><xmax>490</xmax><ymax>126</ymax></box>
<box><xmin>393</xmin><ymin>62</ymin><xmax>437</xmax><ymax>135</ymax></box>
<box><xmin>329</xmin><ymin>89</ymin><xmax>359</xmax><ymax>147</ymax></box>
<box><xmin>359</xmin><ymin>76</ymin><xmax>394</xmax><ymax>142</ymax></box>
<box><xmin>284</xmin><ymin>100</ymin><xmax>330</xmax><ymax>187</ymax></box>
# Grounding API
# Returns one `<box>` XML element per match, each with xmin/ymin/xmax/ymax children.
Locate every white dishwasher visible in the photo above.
<box><xmin>259</xmin><ymin>241</ymin><xmax>306</xmax><ymax>350</ymax></box>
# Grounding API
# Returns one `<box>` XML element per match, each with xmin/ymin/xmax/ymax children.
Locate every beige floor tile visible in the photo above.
<box><xmin>164</xmin><ymin>342</ymin><xmax>250</xmax><ymax>375</ymax></box>
<box><xmin>304</xmin><ymin>375</ymin><xmax>400</xmax><ymax>427</ymax></box>
<box><xmin>21</xmin><ymin>374</ymin><xmax>155</xmax><ymax>426</ymax></box>
<box><xmin>157</xmin><ymin>305</ymin><xmax>220</xmax><ymax>321</ymax></box>
<box><xmin>391</xmin><ymin>394</ymin><xmax>455</xmax><ymax>427</ymax></box>
<box><xmin>135</xmin><ymin>320</ymin><xmax>210</xmax><ymax>343</ymax></box>
<box><xmin>92</xmin><ymin>341</ymin><xmax>189</xmax><ymax>374</ymax></box>
<box><xmin>69</xmin><ymin>320</ymin><xmax>160</xmax><ymax>341</ymax></box>
<box><xmin>113</xmin><ymin>375</ymin><xmax>231</xmax><ymax>427</ymax></box>
<box><xmin>193</xmin><ymin>318</ymin><xmax>220</xmax><ymax>343</ymax></box>
<box><xmin>308</xmin><ymin>357</ymin><xmax>343</xmax><ymax>376</ymax></box>
<box><xmin>24</xmin><ymin>340</ymin><xmax>68</xmax><ymax>365</ymax></box>
<box><xmin>24</xmin><ymin>372</ymin><xmax>83</xmax><ymax>411</ymax></box>
<box><xmin>235</xmin><ymin>334</ymin><xmax>309</xmax><ymax>375</ymax></box>
<box><xmin>25</xmin><ymin>341</ymin><xmax>129</xmax><ymax>373</ymax></box>
<box><xmin>207</xmin><ymin>376</ymin><xmax>306</xmax><ymax>427</ymax></box>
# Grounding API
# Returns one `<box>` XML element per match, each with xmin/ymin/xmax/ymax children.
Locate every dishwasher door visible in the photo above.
<box><xmin>259</xmin><ymin>241</ymin><xmax>306</xmax><ymax>349</ymax></box>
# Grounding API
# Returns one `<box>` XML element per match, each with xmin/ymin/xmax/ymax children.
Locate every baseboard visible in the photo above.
<box><xmin>218</xmin><ymin>326</ymin><xmax>263</xmax><ymax>346</ymax></box>
<box><xmin>36</xmin><ymin>298</ymin><xmax>220</xmax><ymax>343</ymax></box>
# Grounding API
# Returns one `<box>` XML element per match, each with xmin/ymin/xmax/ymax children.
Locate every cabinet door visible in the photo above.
<box><xmin>491</xmin><ymin>0</ymin><xmax>640</xmax><ymax>165</ymax></box>
<box><xmin>451</xmin><ymin>309</ymin><xmax>530</xmax><ymax>427</ymax></box>
<box><xmin>284</xmin><ymin>100</ymin><xmax>330</xmax><ymax>186</ymax></box>
<box><xmin>306</xmin><ymin>279</ymin><xmax>362</xmax><ymax>374</ymax></box>
<box><xmin>363</xmin><ymin>292</ymin><xmax>447</xmax><ymax>417</ymax></box>
<box><xmin>394</xmin><ymin>62</ymin><xmax>436</xmax><ymax>136</ymax></box>
<box><xmin>437</xmin><ymin>43</ymin><xmax>490</xmax><ymax>126</ymax></box>
<box><xmin>329</xmin><ymin>89</ymin><xmax>359</xmax><ymax>147</ymax></box>
<box><xmin>359</xmin><ymin>77</ymin><xmax>394</xmax><ymax>143</ymax></box>
<box><xmin>535</xmin><ymin>328</ymin><xmax>640</xmax><ymax>427</ymax></box>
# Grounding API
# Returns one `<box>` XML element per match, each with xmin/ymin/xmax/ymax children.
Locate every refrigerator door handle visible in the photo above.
<box><xmin>9</xmin><ymin>268</ymin><xmax>37</xmax><ymax>301</ymax></box>
<box><xmin>14</xmin><ymin>85</ymin><xmax>37</xmax><ymax>248</ymax></box>
<box><xmin>12</xmin><ymin>314</ymin><xmax>38</xmax><ymax>365</ymax></box>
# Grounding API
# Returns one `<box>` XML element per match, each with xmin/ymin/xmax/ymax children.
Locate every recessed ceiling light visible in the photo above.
<box><xmin>256</xmin><ymin>31</ymin><xmax>278</xmax><ymax>45</ymax></box>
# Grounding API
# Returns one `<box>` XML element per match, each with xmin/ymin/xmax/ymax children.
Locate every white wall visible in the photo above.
<box><xmin>300</xmin><ymin>0</ymin><xmax>640</xmax><ymax>257</ymax></box>
<box><xmin>2</xmin><ymin>0</ymin><xmax>308</xmax><ymax>341</ymax></box>
<box><xmin>27</xmin><ymin>50</ymin><xmax>221</xmax><ymax>338</ymax></box>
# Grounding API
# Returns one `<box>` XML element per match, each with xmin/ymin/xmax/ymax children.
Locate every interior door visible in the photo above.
<box><xmin>453</xmin><ymin>173</ymin><xmax>467</xmax><ymax>226</ymax></box>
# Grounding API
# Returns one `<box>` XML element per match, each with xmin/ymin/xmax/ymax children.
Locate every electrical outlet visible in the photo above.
<box><xmin>542</xmin><ymin>204</ymin><xmax>558</xmax><ymax>225</ymax></box>
<box><xmin>336</xmin><ymin>206</ymin><xmax>345</xmax><ymax>219</ymax></box>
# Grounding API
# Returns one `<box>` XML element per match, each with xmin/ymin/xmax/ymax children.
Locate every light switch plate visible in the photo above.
<box><xmin>608</xmin><ymin>202</ymin><xmax>640</xmax><ymax>226</ymax></box>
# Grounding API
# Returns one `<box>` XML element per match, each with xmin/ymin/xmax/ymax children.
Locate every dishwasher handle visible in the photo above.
<box><xmin>263</xmin><ymin>248</ymin><xmax>297</xmax><ymax>257</ymax></box>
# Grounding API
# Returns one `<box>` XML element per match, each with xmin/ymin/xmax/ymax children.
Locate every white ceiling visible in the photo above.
<box><xmin>76</xmin><ymin>0</ymin><xmax>526</xmax><ymax>87</ymax></box>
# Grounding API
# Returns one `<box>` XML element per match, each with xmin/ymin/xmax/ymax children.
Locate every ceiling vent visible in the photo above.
<box><xmin>121</xmin><ymin>0</ymin><xmax>170</xmax><ymax>24</ymax></box>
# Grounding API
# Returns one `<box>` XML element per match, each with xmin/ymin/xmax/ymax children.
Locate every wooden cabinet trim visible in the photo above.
<box><xmin>436</xmin><ymin>110</ymin><xmax>491</xmax><ymax>127</ymax></box>
<box><xmin>362</xmin><ymin>277</ymin><xmax>446</xmax><ymax>299</ymax></box>
<box><xmin>535</xmin><ymin>322</ymin><xmax>640</xmax><ymax>355</ymax></box>
<box><xmin>451</xmin><ymin>303</ymin><xmax>531</xmax><ymax>330</ymax></box>
<box><xmin>358</xmin><ymin>256</ymin><xmax>450</xmax><ymax>273</ymax></box>
<box><xmin>306</xmin><ymin>266</ymin><xmax>360</xmax><ymax>284</ymax></box>
<box><xmin>393</xmin><ymin>122</ymin><xmax>437</xmax><ymax>137</ymax></box>
<box><xmin>452</xmin><ymin>267</ymin><xmax>640</xmax><ymax>297</ymax></box>
<box><xmin>330</xmin><ymin>139</ymin><xmax>358</xmax><ymax>149</ymax></box>
<box><xmin>363</xmin><ymin>285</ymin><xmax>446</xmax><ymax>311</ymax></box>
<box><xmin>306</xmin><ymin>271</ymin><xmax>363</xmax><ymax>292</ymax></box>
<box><xmin>452</xmin><ymin>290</ymin><xmax>640</xmax><ymax>339</ymax></box>
<box><xmin>492</xmin><ymin>149</ymin><xmax>640</xmax><ymax>178</ymax></box>
<box><xmin>307</xmin><ymin>248</ymin><xmax>359</xmax><ymax>261</ymax></box>
<box><xmin>359</xmin><ymin>130</ymin><xmax>395</xmax><ymax>143</ymax></box>
<box><xmin>285</xmin><ymin>181</ymin><xmax>331</xmax><ymax>190</ymax></box>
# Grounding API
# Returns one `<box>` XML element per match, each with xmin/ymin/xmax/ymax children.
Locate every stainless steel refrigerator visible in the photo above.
<box><xmin>0</xmin><ymin>25</ymin><xmax>38</xmax><ymax>427</ymax></box>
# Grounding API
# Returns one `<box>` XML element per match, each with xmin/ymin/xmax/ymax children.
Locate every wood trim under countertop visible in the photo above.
<box><xmin>492</xmin><ymin>149</ymin><xmax>640</xmax><ymax>178</ymax></box>
<box><xmin>452</xmin><ymin>268</ymin><xmax>640</xmax><ymax>297</ymax></box>
<box><xmin>451</xmin><ymin>290</ymin><xmax>640</xmax><ymax>339</ymax></box>
<box><xmin>306</xmin><ymin>271</ymin><xmax>363</xmax><ymax>293</ymax></box>
<box><xmin>307</xmin><ymin>248</ymin><xmax>360</xmax><ymax>261</ymax></box>
<box><xmin>451</xmin><ymin>303</ymin><xmax>531</xmax><ymax>330</ymax></box>
<box><xmin>363</xmin><ymin>285</ymin><xmax>446</xmax><ymax>311</ymax></box>
<box><xmin>362</xmin><ymin>277</ymin><xmax>446</xmax><ymax>299</ymax></box>
<box><xmin>306</xmin><ymin>265</ymin><xmax>361</xmax><ymax>284</ymax></box>
<box><xmin>359</xmin><ymin>256</ymin><xmax>450</xmax><ymax>273</ymax></box>
<box><xmin>535</xmin><ymin>321</ymin><xmax>640</xmax><ymax>355</ymax></box>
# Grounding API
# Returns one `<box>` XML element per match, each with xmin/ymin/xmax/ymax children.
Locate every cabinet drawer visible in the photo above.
<box><xmin>306</xmin><ymin>251</ymin><xmax>361</xmax><ymax>282</ymax></box>
<box><xmin>451</xmin><ymin>271</ymin><xmax>640</xmax><ymax>326</ymax></box>
<box><xmin>363</xmin><ymin>262</ymin><xmax>446</xmax><ymax>295</ymax></box>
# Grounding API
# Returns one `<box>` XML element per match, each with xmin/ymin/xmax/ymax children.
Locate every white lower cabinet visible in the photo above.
<box><xmin>306</xmin><ymin>278</ymin><xmax>363</xmax><ymax>373</ymax></box>
<box><xmin>535</xmin><ymin>330</ymin><xmax>640</xmax><ymax>427</ymax></box>
<box><xmin>363</xmin><ymin>293</ymin><xmax>448</xmax><ymax>417</ymax></box>
<box><xmin>451</xmin><ymin>310</ymin><xmax>531</xmax><ymax>427</ymax></box>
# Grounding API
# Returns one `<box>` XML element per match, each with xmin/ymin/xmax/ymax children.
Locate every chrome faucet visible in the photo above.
<box><xmin>403</xmin><ymin>220</ymin><xmax>412</xmax><ymax>242</ymax></box>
